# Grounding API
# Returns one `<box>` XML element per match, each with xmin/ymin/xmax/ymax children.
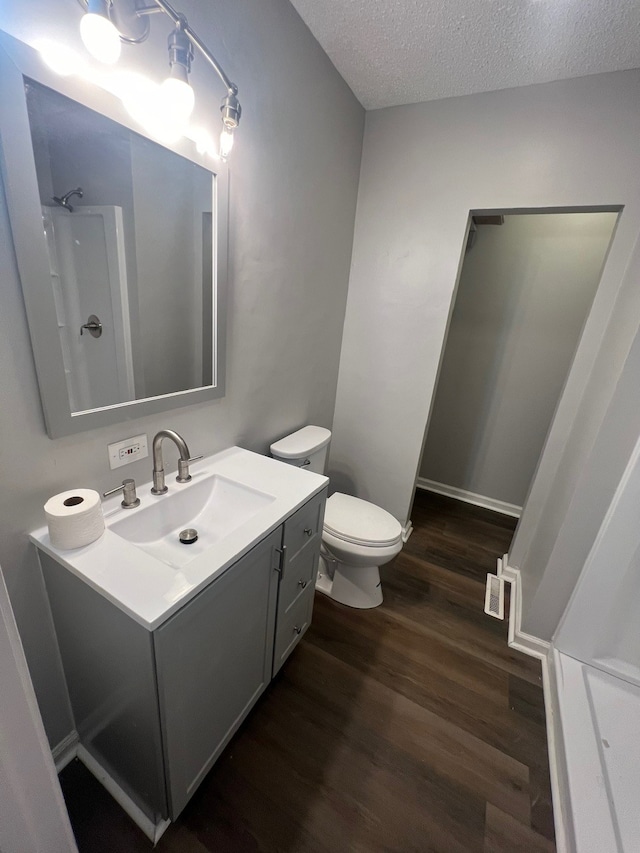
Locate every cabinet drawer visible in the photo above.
<box><xmin>280</xmin><ymin>541</ymin><xmax>319</xmax><ymax>614</ymax></box>
<box><xmin>273</xmin><ymin>584</ymin><xmax>315</xmax><ymax>676</ymax></box>
<box><xmin>283</xmin><ymin>489</ymin><xmax>326</xmax><ymax>561</ymax></box>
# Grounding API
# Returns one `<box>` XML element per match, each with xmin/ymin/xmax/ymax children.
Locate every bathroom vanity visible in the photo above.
<box><xmin>31</xmin><ymin>447</ymin><xmax>327</xmax><ymax>840</ymax></box>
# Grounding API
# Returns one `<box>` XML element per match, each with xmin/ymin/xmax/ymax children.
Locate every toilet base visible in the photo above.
<box><xmin>316</xmin><ymin>557</ymin><xmax>383</xmax><ymax>609</ymax></box>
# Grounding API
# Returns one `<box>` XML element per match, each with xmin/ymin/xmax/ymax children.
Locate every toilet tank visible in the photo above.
<box><xmin>270</xmin><ymin>426</ymin><xmax>331</xmax><ymax>474</ymax></box>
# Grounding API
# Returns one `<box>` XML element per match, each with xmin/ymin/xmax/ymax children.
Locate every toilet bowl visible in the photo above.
<box><xmin>270</xmin><ymin>426</ymin><xmax>404</xmax><ymax>609</ymax></box>
<box><xmin>317</xmin><ymin>492</ymin><xmax>403</xmax><ymax>608</ymax></box>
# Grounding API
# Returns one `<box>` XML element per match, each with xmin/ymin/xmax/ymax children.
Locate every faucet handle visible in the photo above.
<box><xmin>176</xmin><ymin>455</ymin><xmax>204</xmax><ymax>483</ymax></box>
<box><xmin>103</xmin><ymin>478</ymin><xmax>140</xmax><ymax>509</ymax></box>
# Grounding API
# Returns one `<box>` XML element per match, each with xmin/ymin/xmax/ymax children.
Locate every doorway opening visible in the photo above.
<box><xmin>416</xmin><ymin>209</ymin><xmax>619</xmax><ymax>520</ymax></box>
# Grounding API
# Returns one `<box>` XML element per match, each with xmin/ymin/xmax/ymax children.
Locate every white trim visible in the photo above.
<box><xmin>52</xmin><ymin>731</ymin><xmax>79</xmax><ymax>773</ymax></box>
<box><xmin>76</xmin><ymin>745</ymin><xmax>170</xmax><ymax>844</ymax></box>
<box><xmin>401</xmin><ymin>520</ymin><xmax>414</xmax><ymax>542</ymax></box>
<box><xmin>539</xmin><ymin>651</ymin><xmax>573</xmax><ymax>853</ymax></box>
<box><xmin>416</xmin><ymin>477</ymin><xmax>522</xmax><ymax>518</ymax></box>
<box><xmin>500</xmin><ymin>562</ymin><xmax>550</xmax><ymax>658</ymax></box>
<box><xmin>52</xmin><ymin>733</ymin><xmax>173</xmax><ymax>843</ymax></box>
<box><xmin>498</xmin><ymin>557</ymin><xmax>572</xmax><ymax>851</ymax></box>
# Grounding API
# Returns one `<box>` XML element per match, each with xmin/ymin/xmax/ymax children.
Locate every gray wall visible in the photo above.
<box><xmin>516</xmin><ymin>232</ymin><xmax>640</xmax><ymax>638</ymax></box>
<box><xmin>329</xmin><ymin>70</ymin><xmax>640</xmax><ymax>641</ymax></box>
<box><xmin>0</xmin><ymin>0</ymin><xmax>364</xmax><ymax>746</ymax></box>
<box><xmin>536</xmin><ymin>314</ymin><xmax>640</xmax><ymax>647</ymax></box>
<box><xmin>554</xmin><ymin>354</ymin><xmax>640</xmax><ymax>669</ymax></box>
<box><xmin>420</xmin><ymin>213</ymin><xmax>617</xmax><ymax>508</ymax></box>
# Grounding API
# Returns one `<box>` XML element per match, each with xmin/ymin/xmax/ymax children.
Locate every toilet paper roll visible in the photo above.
<box><xmin>44</xmin><ymin>489</ymin><xmax>105</xmax><ymax>550</ymax></box>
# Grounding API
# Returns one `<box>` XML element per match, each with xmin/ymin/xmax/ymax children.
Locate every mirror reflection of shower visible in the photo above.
<box><xmin>51</xmin><ymin>187</ymin><xmax>83</xmax><ymax>212</ymax></box>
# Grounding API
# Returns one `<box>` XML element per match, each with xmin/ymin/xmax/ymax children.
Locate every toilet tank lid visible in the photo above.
<box><xmin>270</xmin><ymin>425</ymin><xmax>331</xmax><ymax>459</ymax></box>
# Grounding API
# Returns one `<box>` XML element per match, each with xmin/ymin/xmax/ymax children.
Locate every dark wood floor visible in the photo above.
<box><xmin>59</xmin><ymin>490</ymin><xmax>555</xmax><ymax>852</ymax></box>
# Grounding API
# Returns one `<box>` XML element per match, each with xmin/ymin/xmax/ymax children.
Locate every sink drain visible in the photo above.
<box><xmin>179</xmin><ymin>528</ymin><xmax>198</xmax><ymax>545</ymax></box>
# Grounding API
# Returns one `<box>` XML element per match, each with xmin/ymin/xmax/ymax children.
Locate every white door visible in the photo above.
<box><xmin>0</xmin><ymin>566</ymin><xmax>77</xmax><ymax>853</ymax></box>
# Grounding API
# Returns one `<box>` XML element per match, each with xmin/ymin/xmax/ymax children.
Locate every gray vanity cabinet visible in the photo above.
<box><xmin>39</xmin><ymin>486</ymin><xmax>327</xmax><ymax>828</ymax></box>
<box><xmin>273</xmin><ymin>490</ymin><xmax>325</xmax><ymax>676</ymax></box>
<box><xmin>154</xmin><ymin>528</ymin><xmax>281</xmax><ymax>818</ymax></box>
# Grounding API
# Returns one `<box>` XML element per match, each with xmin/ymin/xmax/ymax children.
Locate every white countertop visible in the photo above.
<box><xmin>30</xmin><ymin>447</ymin><xmax>328</xmax><ymax>631</ymax></box>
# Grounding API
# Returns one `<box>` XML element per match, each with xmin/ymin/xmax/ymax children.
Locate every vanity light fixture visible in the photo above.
<box><xmin>219</xmin><ymin>89</ymin><xmax>240</xmax><ymax>156</ymax></box>
<box><xmin>80</xmin><ymin>0</ymin><xmax>122</xmax><ymax>64</ymax></box>
<box><xmin>219</xmin><ymin>126</ymin><xmax>234</xmax><ymax>159</ymax></box>
<box><xmin>161</xmin><ymin>21</ymin><xmax>194</xmax><ymax>122</ymax></box>
<box><xmin>76</xmin><ymin>0</ymin><xmax>241</xmax><ymax>158</ymax></box>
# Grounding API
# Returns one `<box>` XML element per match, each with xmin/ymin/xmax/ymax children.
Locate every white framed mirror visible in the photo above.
<box><xmin>0</xmin><ymin>30</ymin><xmax>228</xmax><ymax>438</ymax></box>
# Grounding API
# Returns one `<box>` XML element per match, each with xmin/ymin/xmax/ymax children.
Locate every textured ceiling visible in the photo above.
<box><xmin>289</xmin><ymin>0</ymin><xmax>640</xmax><ymax>110</ymax></box>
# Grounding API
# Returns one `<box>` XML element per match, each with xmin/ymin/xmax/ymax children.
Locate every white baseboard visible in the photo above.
<box><xmin>498</xmin><ymin>556</ymin><xmax>570</xmax><ymax>852</ymax></box>
<box><xmin>77</xmin><ymin>745</ymin><xmax>170</xmax><ymax>844</ymax></box>
<box><xmin>543</xmin><ymin>651</ymin><xmax>573</xmax><ymax>853</ymax></box>
<box><xmin>416</xmin><ymin>478</ymin><xmax>522</xmax><ymax>518</ymax></box>
<box><xmin>52</xmin><ymin>730</ymin><xmax>79</xmax><ymax>773</ymax></box>
<box><xmin>52</xmin><ymin>732</ymin><xmax>170</xmax><ymax>843</ymax></box>
<box><xmin>500</xmin><ymin>560</ymin><xmax>550</xmax><ymax>659</ymax></box>
<box><xmin>401</xmin><ymin>520</ymin><xmax>414</xmax><ymax>543</ymax></box>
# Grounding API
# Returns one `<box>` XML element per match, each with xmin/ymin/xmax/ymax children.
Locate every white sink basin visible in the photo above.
<box><xmin>31</xmin><ymin>446</ymin><xmax>328</xmax><ymax>630</ymax></box>
<box><xmin>110</xmin><ymin>474</ymin><xmax>276</xmax><ymax>569</ymax></box>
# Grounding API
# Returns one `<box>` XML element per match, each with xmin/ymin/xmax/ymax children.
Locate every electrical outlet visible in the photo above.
<box><xmin>108</xmin><ymin>434</ymin><xmax>148</xmax><ymax>470</ymax></box>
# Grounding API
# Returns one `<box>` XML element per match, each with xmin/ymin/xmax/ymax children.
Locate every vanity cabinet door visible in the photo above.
<box><xmin>154</xmin><ymin>528</ymin><xmax>281</xmax><ymax>818</ymax></box>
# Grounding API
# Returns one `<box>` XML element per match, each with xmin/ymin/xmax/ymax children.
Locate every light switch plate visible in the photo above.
<box><xmin>108</xmin><ymin>434</ymin><xmax>148</xmax><ymax>470</ymax></box>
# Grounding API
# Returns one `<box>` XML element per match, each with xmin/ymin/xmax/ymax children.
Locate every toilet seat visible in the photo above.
<box><xmin>323</xmin><ymin>492</ymin><xmax>402</xmax><ymax>548</ymax></box>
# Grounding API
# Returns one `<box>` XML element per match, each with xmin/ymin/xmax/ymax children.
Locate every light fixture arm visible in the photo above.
<box><xmin>137</xmin><ymin>0</ymin><xmax>237</xmax><ymax>95</ymax></box>
<box><xmin>76</xmin><ymin>0</ymin><xmax>241</xmax><ymax>153</ymax></box>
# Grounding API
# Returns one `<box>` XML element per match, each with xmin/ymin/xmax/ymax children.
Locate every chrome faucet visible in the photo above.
<box><xmin>151</xmin><ymin>429</ymin><xmax>202</xmax><ymax>495</ymax></box>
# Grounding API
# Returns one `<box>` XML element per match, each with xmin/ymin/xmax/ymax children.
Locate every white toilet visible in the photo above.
<box><xmin>270</xmin><ymin>426</ymin><xmax>403</xmax><ymax>609</ymax></box>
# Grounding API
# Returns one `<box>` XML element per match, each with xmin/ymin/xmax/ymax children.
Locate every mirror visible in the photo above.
<box><xmin>0</xmin><ymin>31</ymin><xmax>228</xmax><ymax>438</ymax></box>
<box><xmin>27</xmin><ymin>80</ymin><xmax>214</xmax><ymax>412</ymax></box>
